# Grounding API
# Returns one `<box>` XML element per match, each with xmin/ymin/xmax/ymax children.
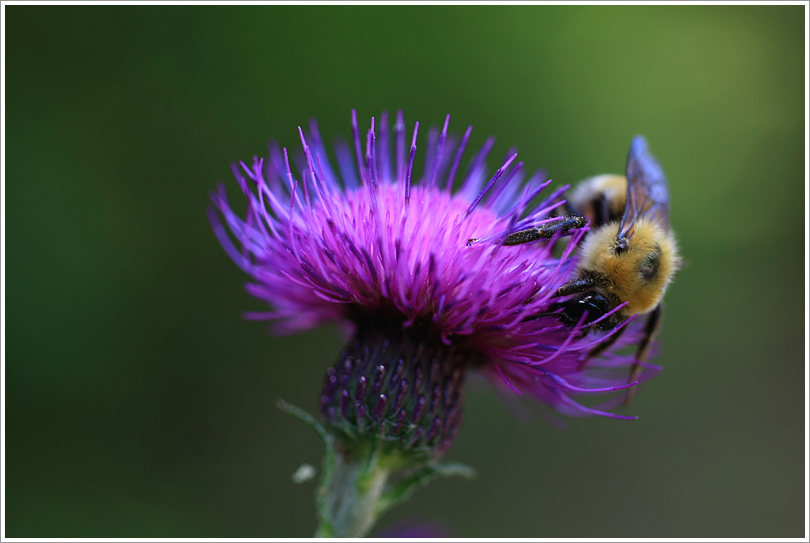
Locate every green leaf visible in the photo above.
<box><xmin>375</xmin><ymin>460</ymin><xmax>476</xmax><ymax>515</ymax></box>
<box><xmin>276</xmin><ymin>398</ymin><xmax>336</xmax><ymax>537</ymax></box>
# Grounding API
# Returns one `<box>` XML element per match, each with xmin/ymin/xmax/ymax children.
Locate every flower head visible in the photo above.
<box><xmin>209</xmin><ymin>111</ymin><xmax>660</xmax><ymax>457</ymax></box>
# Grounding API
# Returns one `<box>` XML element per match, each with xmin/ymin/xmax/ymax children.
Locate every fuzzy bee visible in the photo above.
<box><xmin>477</xmin><ymin>136</ymin><xmax>680</xmax><ymax>402</ymax></box>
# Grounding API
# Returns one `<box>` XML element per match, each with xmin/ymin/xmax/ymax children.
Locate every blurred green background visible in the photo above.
<box><xmin>5</xmin><ymin>5</ymin><xmax>806</xmax><ymax>538</ymax></box>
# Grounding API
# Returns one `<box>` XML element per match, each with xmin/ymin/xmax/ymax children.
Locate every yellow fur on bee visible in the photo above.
<box><xmin>570</xmin><ymin>175</ymin><xmax>627</xmax><ymax>219</ymax></box>
<box><xmin>577</xmin><ymin>217</ymin><xmax>680</xmax><ymax>318</ymax></box>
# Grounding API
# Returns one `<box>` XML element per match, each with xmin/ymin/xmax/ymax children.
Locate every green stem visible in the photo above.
<box><xmin>316</xmin><ymin>448</ymin><xmax>391</xmax><ymax>537</ymax></box>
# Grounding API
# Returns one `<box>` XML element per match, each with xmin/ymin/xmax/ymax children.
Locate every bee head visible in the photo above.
<box><xmin>613</xmin><ymin>236</ymin><xmax>629</xmax><ymax>255</ymax></box>
<box><xmin>550</xmin><ymin>292</ymin><xmax>614</xmax><ymax>330</ymax></box>
<box><xmin>577</xmin><ymin>218</ymin><xmax>679</xmax><ymax>318</ymax></box>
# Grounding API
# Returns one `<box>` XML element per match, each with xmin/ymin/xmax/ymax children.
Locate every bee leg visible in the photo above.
<box><xmin>624</xmin><ymin>304</ymin><xmax>664</xmax><ymax>405</ymax></box>
<box><xmin>469</xmin><ymin>215</ymin><xmax>587</xmax><ymax>247</ymax></box>
<box><xmin>503</xmin><ymin>215</ymin><xmax>588</xmax><ymax>246</ymax></box>
<box><xmin>521</xmin><ymin>276</ymin><xmax>594</xmax><ymax>314</ymax></box>
<box><xmin>555</xmin><ymin>277</ymin><xmax>596</xmax><ymax>297</ymax></box>
<box><xmin>577</xmin><ymin>323</ymin><xmax>628</xmax><ymax>371</ymax></box>
<box><xmin>549</xmin><ymin>202</ymin><xmax>586</xmax><ymax>253</ymax></box>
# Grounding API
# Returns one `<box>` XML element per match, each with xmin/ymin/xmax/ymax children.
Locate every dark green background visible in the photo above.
<box><xmin>5</xmin><ymin>5</ymin><xmax>806</xmax><ymax>538</ymax></box>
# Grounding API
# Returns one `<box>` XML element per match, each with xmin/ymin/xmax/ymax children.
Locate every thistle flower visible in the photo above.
<box><xmin>208</xmin><ymin>111</ymin><xmax>661</xmax><ymax>536</ymax></box>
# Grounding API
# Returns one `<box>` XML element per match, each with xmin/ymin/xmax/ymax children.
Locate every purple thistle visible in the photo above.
<box><xmin>209</xmin><ymin>110</ymin><xmax>661</xmax><ymax>455</ymax></box>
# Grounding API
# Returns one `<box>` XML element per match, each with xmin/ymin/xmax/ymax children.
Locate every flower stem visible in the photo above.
<box><xmin>315</xmin><ymin>447</ymin><xmax>391</xmax><ymax>537</ymax></box>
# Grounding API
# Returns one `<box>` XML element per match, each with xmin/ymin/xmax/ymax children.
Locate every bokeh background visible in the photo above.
<box><xmin>5</xmin><ymin>5</ymin><xmax>806</xmax><ymax>538</ymax></box>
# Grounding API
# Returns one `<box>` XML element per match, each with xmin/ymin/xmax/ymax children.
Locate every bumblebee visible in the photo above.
<box><xmin>483</xmin><ymin>136</ymin><xmax>680</xmax><ymax>401</ymax></box>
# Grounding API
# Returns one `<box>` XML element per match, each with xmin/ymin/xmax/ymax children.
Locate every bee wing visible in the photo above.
<box><xmin>617</xmin><ymin>135</ymin><xmax>670</xmax><ymax>239</ymax></box>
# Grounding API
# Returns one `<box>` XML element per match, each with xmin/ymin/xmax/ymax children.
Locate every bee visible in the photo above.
<box><xmin>558</xmin><ymin>136</ymin><xmax>680</xmax><ymax>401</ymax></box>
<box><xmin>478</xmin><ymin>136</ymin><xmax>680</xmax><ymax>402</ymax></box>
